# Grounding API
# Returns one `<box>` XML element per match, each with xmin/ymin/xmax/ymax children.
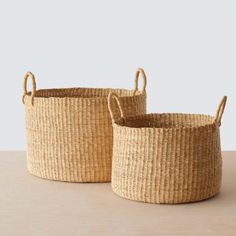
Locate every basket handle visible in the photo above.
<box><xmin>214</xmin><ymin>96</ymin><xmax>227</xmax><ymax>126</ymax></box>
<box><xmin>22</xmin><ymin>71</ymin><xmax>36</xmax><ymax>105</ymax></box>
<box><xmin>108</xmin><ymin>92</ymin><xmax>124</xmax><ymax>122</ymax></box>
<box><xmin>133</xmin><ymin>67</ymin><xmax>147</xmax><ymax>95</ymax></box>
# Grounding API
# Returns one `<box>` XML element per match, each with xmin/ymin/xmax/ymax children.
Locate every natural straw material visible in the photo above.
<box><xmin>22</xmin><ymin>69</ymin><xmax>147</xmax><ymax>182</ymax></box>
<box><xmin>108</xmin><ymin>93</ymin><xmax>227</xmax><ymax>204</ymax></box>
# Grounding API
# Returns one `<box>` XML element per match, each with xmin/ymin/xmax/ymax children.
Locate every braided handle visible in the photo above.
<box><xmin>108</xmin><ymin>92</ymin><xmax>124</xmax><ymax>122</ymax></box>
<box><xmin>133</xmin><ymin>67</ymin><xmax>147</xmax><ymax>95</ymax></box>
<box><xmin>214</xmin><ymin>96</ymin><xmax>227</xmax><ymax>126</ymax></box>
<box><xmin>22</xmin><ymin>71</ymin><xmax>36</xmax><ymax>105</ymax></box>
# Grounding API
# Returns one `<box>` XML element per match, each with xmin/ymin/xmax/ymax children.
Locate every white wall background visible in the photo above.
<box><xmin>0</xmin><ymin>0</ymin><xmax>235</xmax><ymax>150</ymax></box>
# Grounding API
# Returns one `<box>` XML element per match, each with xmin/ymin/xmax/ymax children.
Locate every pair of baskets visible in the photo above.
<box><xmin>22</xmin><ymin>68</ymin><xmax>227</xmax><ymax>204</ymax></box>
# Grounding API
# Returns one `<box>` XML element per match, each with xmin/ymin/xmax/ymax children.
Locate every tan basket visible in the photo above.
<box><xmin>108</xmin><ymin>93</ymin><xmax>227</xmax><ymax>204</ymax></box>
<box><xmin>22</xmin><ymin>68</ymin><xmax>147</xmax><ymax>182</ymax></box>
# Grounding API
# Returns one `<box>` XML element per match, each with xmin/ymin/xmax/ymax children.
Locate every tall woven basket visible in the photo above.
<box><xmin>108</xmin><ymin>93</ymin><xmax>227</xmax><ymax>204</ymax></box>
<box><xmin>22</xmin><ymin>68</ymin><xmax>147</xmax><ymax>182</ymax></box>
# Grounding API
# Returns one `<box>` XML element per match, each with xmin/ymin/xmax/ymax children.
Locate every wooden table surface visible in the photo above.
<box><xmin>0</xmin><ymin>151</ymin><xmax>235</xmax><ymax>236</ymax></box>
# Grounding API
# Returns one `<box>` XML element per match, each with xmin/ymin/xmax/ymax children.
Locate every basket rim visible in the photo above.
<box><xmin>24</xmin><ymin>87</ymin><xmax>145</xmax><ymax>100</ymax></box>
<box><xmin>113</xmin><ymin>113</ymin><xmax>217</xmax><ymax>130</ymax></box>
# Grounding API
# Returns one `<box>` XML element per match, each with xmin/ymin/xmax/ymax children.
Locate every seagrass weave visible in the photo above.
<box><xmin>108</xmin><ymin>93</ymin><xmax>227</xmax><ymax>204</ymax></box>
<box><xmin>22</xmin><ymin>68</ymin><xmax>147</xmax><ymax>182</ymax></box>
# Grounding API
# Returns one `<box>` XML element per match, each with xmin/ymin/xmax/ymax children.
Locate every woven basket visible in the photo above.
<box><xmin>22</xmin><ymin>68</ymin><xmax>147</xmax><ymax>182</ymax></box>
<box><xmin>108</xmin><ymin>93</ymin><xmax>227</xmax><ymax>204</ymax></box>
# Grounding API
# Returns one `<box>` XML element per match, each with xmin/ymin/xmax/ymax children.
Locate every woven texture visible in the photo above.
<box><xmin>109</xmin><ymin>94</ymin><xmax>227</xmax><ymax>204</ymax></box>
<box><xmin>22</xmin><ymin>69</ymin><xmax>147</xmax><ymax>182</ymax></box>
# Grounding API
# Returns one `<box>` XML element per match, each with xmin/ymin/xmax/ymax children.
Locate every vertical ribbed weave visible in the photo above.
<box><xmin>111</xmin><ymin>113</ymin><xmax>224</xmax><ymax>204</ymax></box>
<box><xmin>24</xmin><ymin>88</ymin><xmax>146</xmax><ymax>182</ymax></box>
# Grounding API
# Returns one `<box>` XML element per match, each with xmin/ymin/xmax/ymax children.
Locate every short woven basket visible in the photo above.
<box><xmin>22</xmin><ymin>68</ymin><xmax>147</xmax><ymax>182</ymax></box>
<box><xmin>108</xmin><ymin>93</ymin><xmax>227</xmax><ymax>204</ymax></box>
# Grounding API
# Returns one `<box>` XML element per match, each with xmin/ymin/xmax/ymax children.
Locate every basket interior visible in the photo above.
<box><xmin>116</xmin><ymin>113</ymin><xmax>215</xmax><ymax>129</ymax></box>
<box><xmin>28</xmin><ymin>88</ymin><xmax>141</xmax><ymax>99</ymax></box>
